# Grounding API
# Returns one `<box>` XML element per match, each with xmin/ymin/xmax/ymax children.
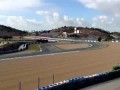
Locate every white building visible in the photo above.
<box><xmin>74</xmin><ymin>27</ymin><xmax>80</xmax><ymax>34</ymax></box>
<box><xmin>63</xmin><ymin>32</ymin><xmax>67</xmax><ymax>38</ymax></box>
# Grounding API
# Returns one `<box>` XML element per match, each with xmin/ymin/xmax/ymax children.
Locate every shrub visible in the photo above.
<box><xmin>113</xmin><ymin>65</ymin><xmax>120</xmax><ymax>71</ymax></box>
<box><xmin>98</xmin><ymin>37</ymin><xmax>102</xmax><ymax>42</ymax></box>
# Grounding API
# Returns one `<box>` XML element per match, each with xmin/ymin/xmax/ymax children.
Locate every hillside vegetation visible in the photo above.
<box><xmin>52</xmin><ymin>26</ymin><xmax>113</xmax><ymax>40</ymax></box>
<box><xmin>53</xmin><ymin>26</ymin><xmax>110</xmax><ymax>36</ymax></box>
<box><xmin>0</xmin><ymin>25</ymin><xmax>28</xmax><ymax>37</ymax></box>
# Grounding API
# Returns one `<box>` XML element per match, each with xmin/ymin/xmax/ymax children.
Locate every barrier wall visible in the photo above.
<box><xmin>38</xmin><ymin>68</ymin><xmax>120</xmax><ymax>90</ymax></box>
<box><xmin>0</xmin><ymin>43</ymin><xmax>28</xmax><ymax>54</ymax></box>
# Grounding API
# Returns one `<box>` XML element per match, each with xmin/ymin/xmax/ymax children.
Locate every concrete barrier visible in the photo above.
<box><xmin>0</xmin><ymin>43</ymin><xmax>28</xmax><ymax>55</ymax></box>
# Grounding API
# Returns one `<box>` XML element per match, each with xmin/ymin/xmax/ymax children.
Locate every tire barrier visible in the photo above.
<box><xmin>0</xmin><ymin>49</ymin><xmax>18</xmax><ymax>54</ymax></box>
<box><xmin>112</xmin><ymin>40</ymin><xmax>120</xmax><ymax>42</ymax></box>
<box><xmin>38</xmin><ymin>66</ymin><xmax>120</xmax><ymax>90</ymax></box>
<box><xmin>36</xmin><ymin>39</ymin><xmax>48</xmax><ymax>43</ymax></box>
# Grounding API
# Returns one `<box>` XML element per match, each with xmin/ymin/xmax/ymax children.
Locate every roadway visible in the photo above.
<box><xmin>0</xmin><ymin>42</ymin><xmax>107</xmax><ymax>61</ymax></box>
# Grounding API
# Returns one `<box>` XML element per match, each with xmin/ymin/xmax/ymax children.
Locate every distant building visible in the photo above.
<box><xmin>74</xmin><ymin>27</ymin><xmax>77</xmax><ymax>34</ymax></box>
<box><xmin>63</xmin><ymin>32</ymin><xmax>67</xmax><ymax>38</ymax></box>
<box><xmin>74</xmin><ymin>27</ymin><xmax>80</xmax><ymax>34</ymax></box>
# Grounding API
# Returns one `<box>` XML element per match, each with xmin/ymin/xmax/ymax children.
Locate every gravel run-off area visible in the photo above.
<box><xmin>0</xmin><ymin>42</ymin><xmax>120</xmax><ymax>90</ymax></box>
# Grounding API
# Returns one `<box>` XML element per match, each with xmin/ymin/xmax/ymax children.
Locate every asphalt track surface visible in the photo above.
<box><xmin>0</xmin><ymin>42</ymin><xmax>106</xmax><ymax>60</ymax></box>
<box><xmin>81</xmin><ymin>78</ymin><xmax>120</xmax><ymax>90</ymax></box>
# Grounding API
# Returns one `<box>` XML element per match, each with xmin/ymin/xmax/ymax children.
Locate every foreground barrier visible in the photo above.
<box><xmin>38</xmin><ymin>66</ymin><xmax>120</xmax><ymax>90</ymax></box>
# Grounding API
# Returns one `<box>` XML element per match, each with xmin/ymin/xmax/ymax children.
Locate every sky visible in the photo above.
<box><xmin>0</xmin><ymin>0</ymin><xmax>120</xmax><ymax>32</ymax></box>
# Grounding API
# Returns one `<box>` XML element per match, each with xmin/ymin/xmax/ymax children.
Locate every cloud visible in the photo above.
<box><xmin>45</xmin><ymin>12</ymin><xmax>89</xmax><ymax>29</ymax></box>
<box><xmin>78</xmin><ymin>0</ymin><xmax>120</xmax><ymax>16</ymax></box>
<box><xmin>0</xmin><ymin>15</ymin><xmax>42</xmax><ymax>30</ymax></box>
<box><xmin>36</xmin><ymin>11</ymin><xmax>50</xmax><ymax>15</ymax></box>
<box><xmin>1</xmin><ymin>13</ymin><xmax>120</xmax><ymax>32</ymax></box>
<box><xmin>78</xmin><ymin>0</ymin><xmax>120</xmax><ymax>31</ymax></box>
<box><xmin>92</xmin><ymin>15</ymin><xmax>120</xmax><ymax>32</ymax></box>
<box><xmin>36</xmin><ymin>10</ymin><xmax>89</xmax><ymax>29</ymax></box>
<box><xmin>0</xmin><ymin>11</ymin><xmax>89</xmax><ymax>31</ymax></box>
<box><xmin>0</xmin><ymin>0</ymin><xmax>42</xmax><ymax>11</ymax></box>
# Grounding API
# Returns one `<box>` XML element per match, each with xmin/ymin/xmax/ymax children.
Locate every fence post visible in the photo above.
<box><xmin>38</xmin><ymin>77</ymin><xmax>40</xmax><ymax>90</ymax></box>
<box><xmin>19</xmin><ymin>81</ymin><xmax>22</xmax><ymax>90</ymax></box>
<box><xmin>53</xmin><ymin>73</ymin><xmax>55</xmax><ymax>84</ymax></box>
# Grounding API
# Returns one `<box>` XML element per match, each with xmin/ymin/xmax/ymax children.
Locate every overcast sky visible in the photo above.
<box><xmin>0</xmin><ymin>0</ymin><xmax>120</xmax><ymax>32</ymax></box>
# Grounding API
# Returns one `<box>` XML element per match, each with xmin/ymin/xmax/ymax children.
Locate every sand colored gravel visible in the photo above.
<box><xmin>0</xmin><ymin>42</ymin><xmax>120</xmax><ymax>90</ymax></box>
<box><xmin>55</xmin><ymin>43</ymin><xmax>89</xmax><ymax>50</ymax></box>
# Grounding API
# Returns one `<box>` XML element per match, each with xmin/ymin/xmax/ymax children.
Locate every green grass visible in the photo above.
<box><xmin>28</xmin><ymin>44</ymin><xmax>40</xmax><ymax>51</ymax></box>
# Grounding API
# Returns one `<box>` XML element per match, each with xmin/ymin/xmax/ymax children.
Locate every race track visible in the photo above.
<box><xmin>81</xmin><ymin>78</ymin><xmax>120</xmax><ymax>90</ymax></box>
<box><xmin>0</xmin><ymin>42</ymin><xmax>105</xmax><ymax>61</ymax></box>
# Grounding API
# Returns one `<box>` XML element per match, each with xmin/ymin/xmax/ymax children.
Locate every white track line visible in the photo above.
<box><xmin>0</xmin><ymin>44</ymin><xmax>93</xmax><ymax>61</ymax></box>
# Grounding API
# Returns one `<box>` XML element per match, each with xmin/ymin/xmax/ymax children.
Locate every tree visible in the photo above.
<box><xmin>98</xmin><ymin>37</ymin><xmax>102</xmax><ymax>42</ymax></box>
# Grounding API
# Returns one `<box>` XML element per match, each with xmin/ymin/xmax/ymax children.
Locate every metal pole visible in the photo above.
<box><xmin>19</xmin><ymin>81</ymin><xmax>21</xmax><ymax>90</ymax></box>
<box><xmin>53</xmin><ymin>73</ymin><xmax>54</xmax><ymax>84</ymax></box>
<box><xmin>38</xmin><ymin>77</ymin><xmax>40</xmax><ymax>90</ymax></box>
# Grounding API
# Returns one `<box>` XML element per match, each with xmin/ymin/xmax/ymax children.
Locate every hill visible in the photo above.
<box><xmin>0</xmin><ymin>25</ymin><xmax>28</xmax><ymax>37</ymax></box>
<box><xmin>52</xmin><ymin>26</ymin><xmax>112</xmax><ymax>40</ymax></box>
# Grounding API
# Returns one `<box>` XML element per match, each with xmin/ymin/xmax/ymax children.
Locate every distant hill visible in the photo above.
<box><xmin>0</xmin><ymin>25</ymin><xmax>28</xmax><ymax>37</ymax></box>
<box><xmin>52</xmin><ymin>26</ymin><xmax>112</xmax><ymax>40</ymax></box>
